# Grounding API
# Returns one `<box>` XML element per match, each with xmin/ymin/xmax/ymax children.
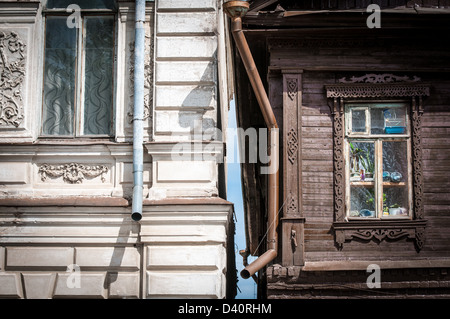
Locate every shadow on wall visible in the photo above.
<box><xmin>103</xmin><ymin>219</ymin><xmax>140</xmax><ymax>291</ymax></box>
<box><xmin>176</xmin><ymin>54</ymin><xmax>218</xmax><ymax>141</ymax></box>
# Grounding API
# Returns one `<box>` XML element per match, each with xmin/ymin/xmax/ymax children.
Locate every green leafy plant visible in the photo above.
<box><xmin>350</xmin><ymin>142</ymin><xmax>364</xmax><ymax>158</ymax></box>
<box><xmin>361</xmin><ymin>152</ymin><xmax>374</xmax><ymax>175</ymax></box>
<box><xmin>350</xmin><ymin>142</ymin><xmax>364</xmax><ymax>173</ymax></box>
<box><xmin>350</xmin><ymin>142</ymin><xmax>374</xmax><ymax>174</ymax></box>
<box><xmin>365</xmin><ymin>191</ymin><xmax>387</xmax><ymax>211</ymax></box>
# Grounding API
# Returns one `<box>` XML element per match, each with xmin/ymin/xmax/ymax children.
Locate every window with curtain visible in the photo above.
<box><xmin>41</xmin><ymin>0</ymin><xmax>116</xmax><ymax>137</ymax></box>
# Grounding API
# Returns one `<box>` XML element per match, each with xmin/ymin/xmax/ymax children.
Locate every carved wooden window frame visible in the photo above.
<box><xmin>326</xmin><ymin>79</ymin><xmax>429</xmax><ymax>252</ymax></box>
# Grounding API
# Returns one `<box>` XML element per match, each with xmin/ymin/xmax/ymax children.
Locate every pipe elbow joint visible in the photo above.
<box><xmin>240</xmin><ymin>249</ymin><xmax>277</xmax><ymax>279</ymax></box>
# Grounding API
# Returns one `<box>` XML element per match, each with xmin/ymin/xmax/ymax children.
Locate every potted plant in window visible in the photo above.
<box><xmin>350</xmin><ymin>142</ymin><xmax>364</xmax><ymax>181</ymax></box>
<box><xmin>362</xmin><ymin>189</ymin><xmax>377</xmax><ymax>217</ymax></box>
<box><xmin>365</xmin><ymin>191</ymin><xmax>387</xmax><ymax>217</ymax></box>
<box><xmin>361</xmin><ymin>152</ymin><xmax>374</xmax><ymax>181</ymax></box>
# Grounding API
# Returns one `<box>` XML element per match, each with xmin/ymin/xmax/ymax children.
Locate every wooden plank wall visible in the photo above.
<box><xmin>421</xmin><ymin>73</ymin><xmax>450</xmax><ymax>255</ymax></box>
<box><xmin>269</xmin><ymin>40</ymin><xmax>450</xmax><ymax>264</ymax></box>
<box><xmin>278</xmin><ymin>0</ymin><xmax>450</xmax><ymax>10</ymax></box>
<box><xmin>301</xmin><ymin>71</ymin><xmax>337</xmax><ymax>261</ymax></box>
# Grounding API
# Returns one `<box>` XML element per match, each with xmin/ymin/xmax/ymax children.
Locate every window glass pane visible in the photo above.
<box><xmin>42</xmin><ymin>17</ymin><xmax>77</xmax><ymax>136</ymax></box>
<box><xmin>370</xmin><ymin>107</ymin><xmax>385</xmax><ymax>134</ymax></box>
<box><xmin>349</xmin><ymin>141</ymin><xmax>376</xmax><ymax>218</ymax></box>
<box><xmin>46</xmin><ymin>0</ymin><xmax>116</xmax><ymax>9</ymax></box>
<box><xmin>83</xmin><ymin>17</ymin><xmax>114</xmax><ymax>135</ymax></box>
<box><xmin>382</xmin><ymin>141</ymin><xmax>409</xmax><ymax>217</ymax></box>
<box><xmin>383</xmin><ymin>106</ymin><xmax>406</xmax><ymax>134</ymax></box>
<box><xmin>351</xmin><ymin>109</ymin><xmax>366</xmax><ymax>133</ymax></box>
<box><xmin>350</xmin><ymin>187</ymin><xmax>376</xmax><ymax>218</ymax></box>
<box><xmin>349</xmin><ymin>141</ymin><xmax>375</xmax><ymax>181</ymax></box>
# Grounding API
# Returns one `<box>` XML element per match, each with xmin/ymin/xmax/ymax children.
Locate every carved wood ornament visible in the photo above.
<box><xmin>287</xmin><ymin>128</ymin><xmax>298</xmax><ymax>164</ymax></box>
<box><xmin>326</xmin><ymin>74</ymin><xmax>429</xmax><ymax>252</ymax></box>
<box><xmin>281</xmin><ymin>71</ymin><xmax>304</xmax><ymax>266</ymax></box>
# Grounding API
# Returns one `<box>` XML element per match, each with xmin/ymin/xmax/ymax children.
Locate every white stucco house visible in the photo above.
<box><xmin>0</xmin><ymin>0</ymin><xmax>236</xmax><ymax>299</ymax></box>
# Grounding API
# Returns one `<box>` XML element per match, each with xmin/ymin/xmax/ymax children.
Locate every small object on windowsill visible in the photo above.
<box><xmin>360</xmin><ymin>169</ymin><xmax>365</xmax><ymax>181</ymax></box>
<box><xmin>389</xmin><ymin>206</ymin><xmax>408</xmax><ymax>216</ymax></box>
<box><xmin>390</xmin><ymin>171</ymin><xmax>402</xmax><ymax>183</ymax></box>
<box><xmin>385</xmin><ymin>126</ymin><xmax>406</xmax><ymax>134</ymax></box>
<box><xmin>350</xmin><ymin>210</ymin><xmax>360</xmax><ymax>217</ymax></box>
<box><xmin>350</xmin><ymin>172</ymin><xmax>360</xmax><ymax>182</ymax></box>
<box><xmin>360</xmin><ymin>209</ymin><xmax>375</xmax><ymax>217</ymax></box>
<box><xmin>383</xmin><ymin>171</ymin><xmax>391</xmax><ymax>182</ymax></box>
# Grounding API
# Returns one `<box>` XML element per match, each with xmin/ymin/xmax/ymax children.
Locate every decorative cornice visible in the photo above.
<box><xmin>338</xmin><ymin>73</ymin><xmax>421</xmax><ymax>84</ymax></box>
<box><xmin>38</xmin><ymin>163</ymin><xmax>109</xmax><ymax>184</ymax></box>
<box><xmin>326</xmin><ymin>82</ymin><xmax>430</xmax><ymax>99</ymax></box>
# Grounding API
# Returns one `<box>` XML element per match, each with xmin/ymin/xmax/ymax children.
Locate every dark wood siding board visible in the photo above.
<box><xmin>422</xmin><ymin>113</ymin><xmax>450</xmax><ymax>128</ymax></box>
<box><xmin>422</xmin><ymin>128</ymin><xmax>450</xmax><ymax>138</ymax></box>
<box><xmin>422</xmin><ymin>137</ymin><xmax>450</xmax><ymax>148</ymax></box>
<box><xmin>301</xmin><ymin>116</ymin><xmax>332</xmax><ymax>128</ymax></box>
<box><xmin>303</xmin><ymin>185</ymin><xmax>334</xmax><ymax>195</ymax></box>
<box><xmin>424</xmin><ymin>186</ymin><xmax>450</xmax><ymax>194</ymax></box>
<box><xmin>270</xmin><ymin>42</ymin><xmax>450</xmax><ymax>72</ymax></box>
<box><xmin>260</xmin><ymin>1</ymin><xmax>450</xmax><ymax>10</ymax></box>
<box><xmin>423</xmin><ymin>193</ymin><xmax>450</xmax><ymax>205</ymax></box>
<box><xmin>302</xmin><ymin>105</ymin><xmax>331</xmax><ymax>116</ymax></box>
<box><xmin>301</xmin><ymin>150</ymin><xmax>333</xmax><ymax>161</ymax></box>
<box><xmin>303</xmin><ymin>165</ymin><xmax>334</xmax><ymax>174</ymax></box>
<box><xmin>301</xmin><ymin>126</ymin><xmax>333</xmax><ymax>138</ymax></box>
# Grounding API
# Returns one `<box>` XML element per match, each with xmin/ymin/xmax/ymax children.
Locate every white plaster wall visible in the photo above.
<box><xmin>0</xmin><ymin>0</ymin><xmax>233</xmax><ymax>299</ymax></box>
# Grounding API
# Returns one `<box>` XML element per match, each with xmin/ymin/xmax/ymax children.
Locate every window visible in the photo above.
<box><xmin>41</xmin><ymin>0</ymin><xmax>116</xmax><ymax>137</ymax></box>
<box><xmin>325</xmin><ymin>77</ymin><xmax>430</xmax><ymax>251</ymax></box>
<box><xmin>345</xmin><ymin>103</ymin><xmax>412</xmax><ymax>219</ymax></box>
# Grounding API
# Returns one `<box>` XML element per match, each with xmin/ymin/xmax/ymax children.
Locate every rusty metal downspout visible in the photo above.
<box><xmin>224</xmin><ymin>1</ymin><xmax>280</xmax><ymax>280</ymax></box>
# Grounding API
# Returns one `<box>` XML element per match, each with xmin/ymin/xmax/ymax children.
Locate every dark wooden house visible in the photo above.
<box><xmin>229</xmin><ymin>0</ymin><xmax>450</xmax><ymax>298</ymax></box>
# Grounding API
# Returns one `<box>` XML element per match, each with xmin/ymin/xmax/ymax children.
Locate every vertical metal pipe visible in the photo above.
<box><xmin>224</xmin><ymin>1</ymin><xmax>280</xmax><ymax>280</ymax></box>
<box><xmin>131</xmin><ymin>0</ymin><xmax>146</xmax><ymax>222</ymax></box>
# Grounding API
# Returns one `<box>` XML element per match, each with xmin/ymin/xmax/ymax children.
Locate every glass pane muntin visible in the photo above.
<box><xmin>41</xmin><ymin>13</ymin><xmax>115</xmax><ymax>138</ymax></box>
<box><xmin>345</xmin><ymin>102</ymin><xmax>409</xmax><ymax>138</ymax></box>
<box><xmin>345</xmin><ymin>102</ymin><xmax>412</xmax><ymax>220</ymax></box>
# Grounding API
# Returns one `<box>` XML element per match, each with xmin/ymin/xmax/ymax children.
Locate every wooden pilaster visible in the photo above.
<box><xmin>281</xmin><ymin>70</ymin><xmax>304</xmax><ymax>266</ymax></box>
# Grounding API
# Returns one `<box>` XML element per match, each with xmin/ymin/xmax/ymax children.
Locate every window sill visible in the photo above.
<box><xmin>332</xmin><ymin>219</ymin><xmax>427</xmax><ymax>251</ymax></box>
<box><xmin>347</xmin><ymin>215</ymin><xmax>411</xmax><ymax>221</ymax></box>
<box><xmin>35</xmin><ymin>137</ymin><xmax>119</xmax><ymax>145</ymax></box>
